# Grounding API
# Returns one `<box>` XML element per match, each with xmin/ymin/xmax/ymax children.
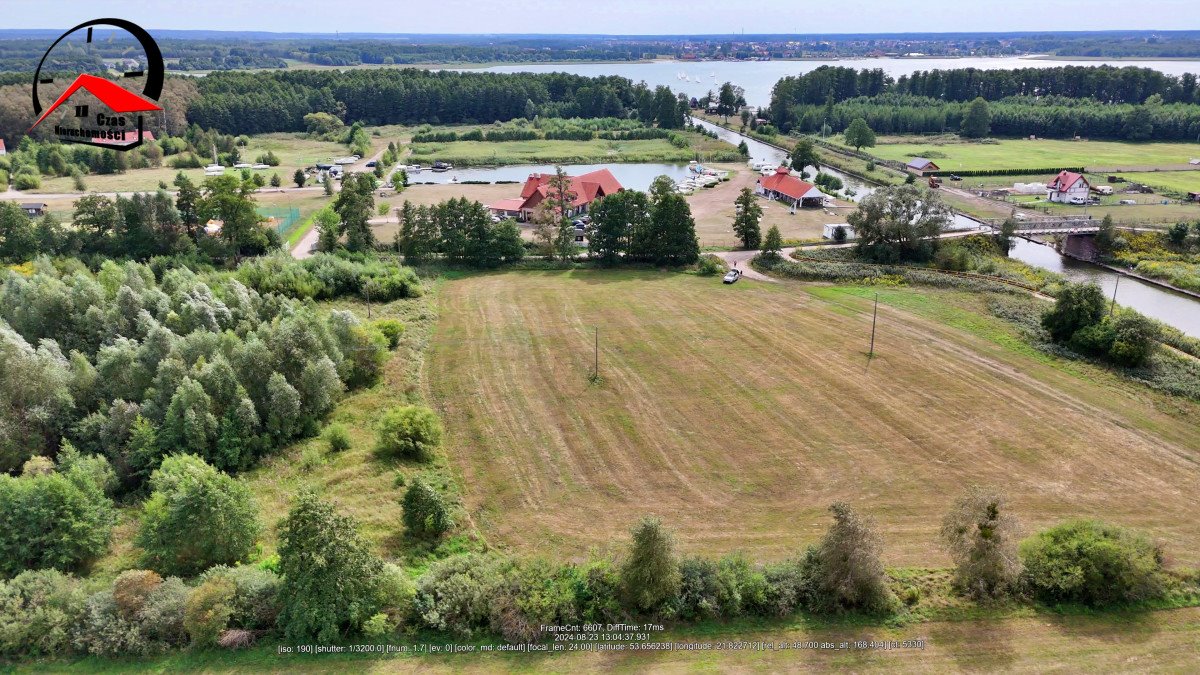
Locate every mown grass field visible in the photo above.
<box><xmin>427</xmin><ymin>270</ymin><xmax>1200</xmax><ymax>566</ymax></box>
<box><xmin>850</xmin><ymin>136</ymin><xmax>1200</xmax><ymax>172</ymax></box>
<box><xmin>408</xmin><ymin>132</ymin><xmax>736</xmax><ymax>167</ymax></box>
<box><xmin>1117</xmin><ymin>170</ymin><xmax>1200</xmax><ymax>196</ymax></box>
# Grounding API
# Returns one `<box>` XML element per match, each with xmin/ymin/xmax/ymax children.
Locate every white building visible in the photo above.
<box><xmin>823</xmin><ymin>223</ymin><xmax>856</xmax><ymax>240</ymax></box>
<box><xmin>1047</xmin><ymin>170</ymin><xmax>1091</xmax><ymax>204</ymax></box>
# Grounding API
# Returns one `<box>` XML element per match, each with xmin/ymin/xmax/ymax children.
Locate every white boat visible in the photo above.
<box><xmin>407</xmin><ymin>164</ymin><xmax>422</xmax><ymax>173</ymax></box>
<box><xmin>251</xmin><ymin>163</ymin><xmax>269</xmax><ymax>169</ymax></box>
<box><xmin>233</xmin><ymin>162</ymin><xmax>252</xmax><ymax>169</ymax></box>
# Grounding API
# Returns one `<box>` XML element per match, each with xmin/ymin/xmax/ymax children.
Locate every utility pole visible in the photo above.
<box><xmin>869</xmin><ymin>293</ymin><xmax>879</xmax><ymax>357</ymax></box>
<box><xmin>1109</xmin><ymin>276</ymin><xmax>1120</xmax><ymax>316</ymax></box>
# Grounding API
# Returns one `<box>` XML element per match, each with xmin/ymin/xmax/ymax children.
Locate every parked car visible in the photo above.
<box><xmin>723</xmin><ymin>269</ymin><xmax>742</xmax><ymax>284</ymax></box>
<box><xmin>948</xmin><ymin>174</ymin><xmax>962</xmax><ymax>181</ymax></box>
<box><xmin>1118</xmin><ymin>199</ymin><xmax>1137</xmax><ymax>205</ymax></box>
<box><xmin>366</xmin><ymin>161</ymin><xmax>376</xmax><ymax>167</ymax></box>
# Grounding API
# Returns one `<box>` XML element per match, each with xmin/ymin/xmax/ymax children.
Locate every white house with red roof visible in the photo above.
<box><xmin>755</xmin><ymin>167</ymin><xmax>827</xmax><ymax>208</ymax></box>
<box><xmin>1047</xmin><ymin>170</ymin><xmax>1091</xmax><ymax>204</ymax></box>
<box><xmin>488</xmin><ymin>169</ymin><xmax>624</xmax><ymax>222</ymax></box>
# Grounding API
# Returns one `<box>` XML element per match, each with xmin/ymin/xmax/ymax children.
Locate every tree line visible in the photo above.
<box><xmin>0</xmin><ymin>480</ymin><xmax>1183</xmax><ymax>657</ymax></box>
<box><xmin>778</xmin><ymin>92</ymin><xmax>1200</xmax><ymax>141</ymax></box>
<box><xmin>187</xmin><ymin>69</ymin><xmax>690</xmax><ymax>136</ymax></box>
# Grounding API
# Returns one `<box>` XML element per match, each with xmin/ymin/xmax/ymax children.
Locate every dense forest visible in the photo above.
<box><xmin>769</xmin><ymin>65</ymin><xmax>1200</xmax><ymax>140</ymax></box>
<box><xmin>185</xmin><ymin>69</ymin><xmax>687</xmax><ymax>135</ymax></box>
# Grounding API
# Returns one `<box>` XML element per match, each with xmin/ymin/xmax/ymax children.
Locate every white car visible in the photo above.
<box><xmin>723</xmin><ymin>269</ymin><xmax>742</xmax><ymax>284</ymax></box>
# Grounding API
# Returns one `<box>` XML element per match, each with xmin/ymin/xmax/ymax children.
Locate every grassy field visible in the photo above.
<box><xmin>1117</xmin><ymin>171</ymin><xmax>1200</xmax><ymax>197</ymax></box>
<box><xmin>409</xmin><ymin>132</ymin><xmax>737</xmax><ymax>167</ymax></box>
<box><xmin>427</xmin><ymin>271</ymin><xmax>1200</xmax><ymax>566</ymax></box>
<box><xmin>849</xmin><ymin>136</ymin><xmax>1200</xmax><ymax>172</ymax></box>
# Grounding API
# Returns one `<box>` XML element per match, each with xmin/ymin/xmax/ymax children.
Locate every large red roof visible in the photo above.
<box><xmin>758</xmin><ymin>166</ymin><xmax>821</xmax><ymax>201</ymax></box>
<box><xmin>1049</xmin><ymin>170</ymin><xmax>1089</xmax><ymax>192</ymax></box>
<box><xmin>514</xmin><ymin>169</ymin><xmax>624</xmax><ymax>210</ymax></box>
<box><xmin>29</xmin><ymin>73</ymin><xmax>162</xmax><ymax>132</ymax></box>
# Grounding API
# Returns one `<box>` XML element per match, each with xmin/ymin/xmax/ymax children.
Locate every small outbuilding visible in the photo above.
<box><xmin>822</xmin><ymin>223</ymin><xmax>856</xmax><ymax>240</ymax></box>
<box><xmin>20</xmin><ymin>203</ymin><xmax>47</xmax><ymax>217</ymax></box>
<box><xmin>905</xmin><ymin>158</ymin><xmax>941</xmax><ymax>175</ymax></box>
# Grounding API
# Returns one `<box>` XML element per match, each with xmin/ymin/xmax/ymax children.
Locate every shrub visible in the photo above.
<box><xmin>376</xmin><ymin>405</ymin><xmax>444</xmax><ymax>461</ymax></box>
<box><xmin>112</xmin><ymin>570</ymin><xmax>163</xmax><ymax>620</ymax></box>
<box><xmin>72</xmin><ymin>591</ymin><xmax>148</xmax><ymax>656</ymax></box>
<box><xmin>696</xmin><ymin>254</ymin><xmax>724</xmax><ymax>276</ymax></box>
<box><xmin>375</xmin><ymin>563</ymin><xmax>416</xmax><ymax>627</ymax></box>
<box><xmin>199</xmin><ymin>565</ymin><xmax>282</xmax><ymax>630</ymax></box>
<box><xmin>326</xmin><ymin>423</ymin><xmax>352</xmax><ymax>452</ymax></box>
<box><xmin>414</xmin><ymin>554</ymin><xmax>510</xmax><ymax>636</ymax></box>
<box><xmin>138</xmin><ymin>576</ymin><xmax>190</xmax><ymax>647</ymax></box>
<box><xmin>136</xmin><ymin>454</ymin><xmax>261</xmax><ymax>577</ymax></box>
<box><xmin>940</xmin><ymin>487</ymin><xmax>1023</xmax><ymax>600</ymax></box>
<box><xmin>0</xmin><ymin>569</ymin><xmax>86</xmax><ymax>657</ymax></box>
<box><xmin>362</xmin><ymin>612</ymin><xmax>394</xmax><ymax>638</ymax></box>
<box><xmin>402</xmin><ymin>477</ymin><xmax>453</xmax><ymax>538</ymax></box>
<box><xmin>0</xmin><ymin>467</ymin><xmax>115</xmax><ymax>577</ymax></box>
<box><xmin>299</xmin><ymin>445</ymin><xmax>326</xmax><ymax>472</ymax></box>
<box><xmin>760</xmin><ymin>559</ymin><xmax>806</xmax><ymax>618</ymax></box>
<box><xmin>489</xmin><ymin>558</ymin><xmax>580</xmax><ymax>642</ymax></box>
<box><xmin>374</xmin><ymin>318</ymin><xmax>405</xmax><ymax>349</ymax></box>
<box><xmin>1020</xmin><ymin>519</ymin><xmax>1165</xmax><ymax>607</ymax></box>
<box><xmin>278</xmin><ymin>491</ymin><xmax>385</xmax><ymax>642</ymax></box>
<box><xmin>184</xmin><ymin>577</ymin><xmax>235</xmax><ymax>647</ymax></box>
<box><xmin>575</xmin><ymin>558</ymin><xmax>622</xmax><ymax>623</ymax></box>
<box><xmin>620</xmin><ymin>517</ymin><xmax>681</xmax><ymax>615</ymax></box>
<box><xmin>802</xmin><ymin>502</ymin><xmax>893</xmax><ymax>614</ymax></box>
<box><xmin>1042</xmin><ymin>282</ymin><xmax>1106</xmax><ymax>343</ymax></box>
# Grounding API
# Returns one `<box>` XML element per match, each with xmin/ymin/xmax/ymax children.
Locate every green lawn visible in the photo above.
<box><xmin>848</xmin><ymin>136</ymin><xmax>1200</xmax><ymax>172</ymax></box>
<box><xmin>1116</xmin><ymin>171</ymin><xmax>1200</xmax><ymax>197</ymax></box>
<box><xmin>409</xmin><ymin>133</ymin><xmax>738</xmax><ymax>167</ymax></box>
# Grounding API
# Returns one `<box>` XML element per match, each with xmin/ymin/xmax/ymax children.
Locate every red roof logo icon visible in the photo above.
<box><xmin>28</xmin><ymin>73</ymin><xmax>161</xmax><ymax>132</ymax></box>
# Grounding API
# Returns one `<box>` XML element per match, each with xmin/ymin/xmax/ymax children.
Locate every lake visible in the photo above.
<box><xmin>458</xmin><ymin>56</ymin><xmax>1200</xmax><ymax>107</ymax></box>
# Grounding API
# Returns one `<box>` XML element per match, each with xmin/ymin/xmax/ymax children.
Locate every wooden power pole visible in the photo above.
<box><xmin>869</xmin><ymin>293</ymin><xmax>879</xmax><ymax>357</ymax></box>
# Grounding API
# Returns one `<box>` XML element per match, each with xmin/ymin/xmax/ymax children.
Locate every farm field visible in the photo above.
<box><xmin>850</xmin><ymin>136</ymin><xmax>1200</xmax><ymax>172</ymax></box>
<box><xmin>427</xmin><ymin>270</ymin><xmax>1200</xmax><ymax>566</ymax></box>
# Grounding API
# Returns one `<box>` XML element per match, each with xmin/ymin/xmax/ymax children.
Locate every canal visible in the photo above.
<box><xmin>694</xmin><ymin>117</ymin><xmax>1200</xmax><ymax>338</ymax></box>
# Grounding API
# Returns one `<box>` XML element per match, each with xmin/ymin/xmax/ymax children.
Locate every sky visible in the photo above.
<box><xmin>4</xmin><ymin>0</ymin><xmax>1200</xmax><ymax>35</ymax></box>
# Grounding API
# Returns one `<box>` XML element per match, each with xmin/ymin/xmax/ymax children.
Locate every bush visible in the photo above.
<box><xmin>199</xmin><ymin>565</ymin><xmax>282</xmax><ymax>630</ymax></box>
<box><xmin>0</xmin><ymin>569</ymin><xmax>86</xmax><ymax>657</ymax></box>
<box><xmin>414</xmin><ymin>554</ymin><xmax>509</xmax><ymax>636</ymax></box>
<box><xmin>374</xmin><ymin>318</ymin><xmax>405</xmax><ymax>349</ymax></box>
<box><xmin>696</xmin><ymin>254</ymin><xmax>724</xmax><ymax>276</ymax></box>
<box><xmin>1020</xmin><ymin>519</ymin><xmax>1165</xmax><ymax>607</ymax></box>
<box><xmin>402</xmin><ymin>477</ymin><xmax>453</xmax><ymax>538</ymax></box>
<box><xmin>940</xmin><ymin>487</ymin><xmax>1023</xmax><ymax>600</ymax></box>
<box><xmin>277</xmin><ymin>491</ymin><xmax>385</xmax><ymax>642</ymax></box>
<box><xmin>136</xmin><ymin>454</ymin><xmax>261</xmax><ymax>577</ymax></box>
<box><xmin>326</xmin><ymin>423</ymin><xmax>352</xmax><ymax>452</ymax></box>
<box><xmin>489</xmin><ymin>558</ymin><xmax>580</xmax><ymax>642</ymax></box>
<box><xmin>1042</xmin><ymin>282</ymin><xmax>1106</xmax><ymax>343</ymax></box>
<box><xmin>138</xmin><ymin>577</ymin><xmax>190</xmax><ymax>648</ymax></box>
<box><xmin>217</xmin><ymin>628</ymin><xmax>255</xmax><ymax>650</ymax></box>
<box><xmin>362</xmin><ymin>612</ymin><xmax>394</xmax><ymax>638</ymax></box>
<box><xmin>72</xmin><ymin>591</ymin><xmax>148</xmax><ymax>656</ymax></box>
<box><xmin>802</xmin><ymin>502</ymin><xmax>893</xmax><ymax>614</ymax></box>
<box><xmin>376</xmin><ymin>405</ymin><xmax>444</xmax><ymax>460</ymax></box>
<box><xmin>0</xmin><ymin>466</ymin><xmax>115</xmax><ymax>578</ymax></box>
<box><xmin>112</xmin><ymin>570</ymin><xmax>163</xmax><ymax>620</ymax></box>
<box><xmin>184</xmin><ymin>577</ymin><xmax>235</xmax><ymax>647</ymax></box>
<box><xmin>375</xmin><ymin>562</ymin><xmax>416</xmax><ymax>627</ymax></box>
<box><xmin>13</xmin><ymin>174</ymin><xmax>41</xmax><ymax>190</ymax></box>
<box><xmin>620</xmin><ymin>517</ymin><xmax>681</xmax><ymax>615</ymax></box>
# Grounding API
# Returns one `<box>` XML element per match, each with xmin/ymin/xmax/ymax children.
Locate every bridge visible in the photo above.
<box><xmin>977</xmin><ymin>216</ymin><xmax>1100</xmax><ymax>235</ymax></box>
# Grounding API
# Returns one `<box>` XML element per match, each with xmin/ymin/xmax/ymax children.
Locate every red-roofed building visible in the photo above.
<box><xmin>0</xmin><ymin>139</ymin><xmax>6</xmax><ymax>156</ymax></box>
<box><xmin>755</xmin><ymin>167</ymin><xmax>827</xmax><ymax>208</ymax></box>
<box><xmin>489</xmin><ymin>169</ymin><xmax>624</xmax><ymax>222</ymax></box>
<box><xmin>1047</xmin><ymin>170</ymin><xmax>1090</xmax><ymax>204</ymax></box>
